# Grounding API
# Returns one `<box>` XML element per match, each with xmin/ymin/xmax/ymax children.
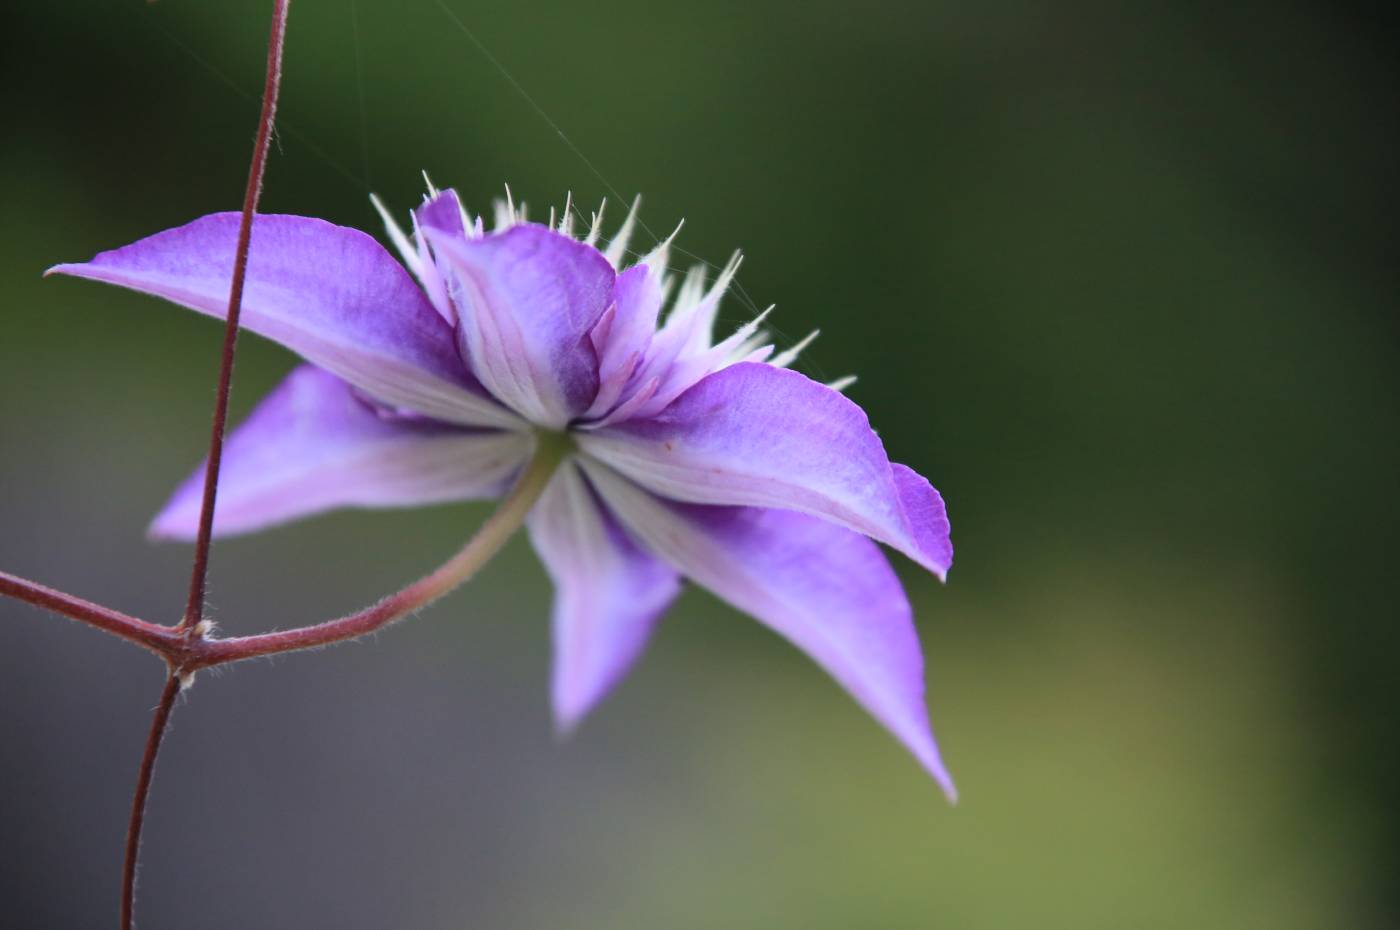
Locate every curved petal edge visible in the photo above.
<box><xmin>582</xmin><ymin>459</ymin><xmax>956</xmax><ymax>798</ymax></box>
<box><xmin>580</xmin><ymin>363</ymin><xmax>953</xmax><ymax>579</ymax></box>
<box><xmin>527</xmin><ymin>462</ymin><xmax>681</xmax><ymax>731</ymax></box>
<box><xmin>48</xmin><ymin>213</ymin><xmax>519</xmax><ymax>429</ymax></box>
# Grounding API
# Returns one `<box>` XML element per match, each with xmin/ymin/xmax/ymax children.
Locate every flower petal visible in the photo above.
<box><xmin>578</xmin><ymin>363</ymin><xmax>953</xmax><ymax>578</ymax></box>
<box><xmin>371</xmin><ymin>192</ymin><xmax>453</xmax><ymax>324</ymax></box>
<box><xmin>583</xmin><ymin>263</ymin><xmax>663</xmax><ymax>419</ymax></box>
<box><xmin>527</xmin><ymin>462</ymin><xmax>681</xmax><ymax>731</ymax></box>
<box><xmin>415</xmin><ymin>187</ymin><xmax>468</xmax><ymax>238</ymax></box>
<box><xmin>421</xmin><ymin>222</ymin><xmax>614</xmax><ymax>427</ymax></box>
<box><xmin>582</xmin><ymin>460</ymin><xmax>955</xmax><ymax>796</ymax></box>
<box><xmin>150</xmin><ymin>366</ymin><xmax>531</xmax><ymax>539</ymax></box>
<box><xmin>48</xmin><ymin>213</ymin><xmax>519</xmax><ymax>429</ymax></box>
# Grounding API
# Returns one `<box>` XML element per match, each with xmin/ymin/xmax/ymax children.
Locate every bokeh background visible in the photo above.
<box><xmin>2</xmin><ymin>1</ymin><xmax>1395</xmax><ymax>927</ymax></box>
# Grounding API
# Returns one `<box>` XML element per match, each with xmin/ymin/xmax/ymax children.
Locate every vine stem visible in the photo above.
<box><xmin>180</xmin><ymin>0</ymin><xmax>291</xmax><ymax>635</ymax></box>
<box><xmin>108</xmin><ymin>435</ymin><xmax>562</xmax><ymax>926</ymax></box>
<box><xmin>4</xmin><ymin>439</ymin><xmax>561</xmax><ymax>930</ymax></box>
<box><xmin>120</xmin><ymin>674</ymin><xmax>181</xmax><ymax>930</ymax></box>
<box><xmin>122</xmin><ymin>2</ymin><xmax>290</xmax><ymax>927</ymax></box>
<box><xmin>0</xmin><ymin>570</ymin><xmax>177</xmax><ymax>656</ymax></box>
<box><xmin>1</xmin><ymin>437</ymin><xmax>565</xmax><ymax>673</ymax></box>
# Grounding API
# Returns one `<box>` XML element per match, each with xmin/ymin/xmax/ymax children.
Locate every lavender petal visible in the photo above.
<box><xmin>150</xmin><ymin>366</ymin><xmax>531</xmax><ymax>539</ymax></box>
<box><xmin>527</xmin><ymin>462</ymin><xmax>681</xmax><ymax>731</ymax></box>
<box><xmin>48</xmin><ymin>213</ymin><xmax>519</xmax><ymax>429</ymax></box>
<box><xmin>579</xmin><ymin>362</ymin><xmax>953</xmax><ymax>578</ymax></box>
<box><xmin>583</xmin><ymin>263</ymin><xmax>663</xmax><ymax>419</ymax></box>
<box><xmin>582</xmin><ymin>460</ymin><xmax>955</xmax><ymax>797</ymax></box>
<box><xmin>421</xmin><ymin>222</ymin><xmax>614</xmax><ymax>427</ymax></box>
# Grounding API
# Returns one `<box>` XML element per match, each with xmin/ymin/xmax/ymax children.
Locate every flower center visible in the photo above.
<box><xmin>533</xmin><ymin>427</ymin><xmax>577</xmax><ymax>464</ymax></box>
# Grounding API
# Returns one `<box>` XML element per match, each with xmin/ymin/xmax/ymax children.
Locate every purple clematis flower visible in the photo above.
<box><xmin>49</xmin><ymin>185</ymin><xmax>956</xmax><ymax>796</ymax></box>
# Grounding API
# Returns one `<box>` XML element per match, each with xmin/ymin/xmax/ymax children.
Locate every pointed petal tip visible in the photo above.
<box><xmin>889</xmin><ymin>463</ymin><xmax>953</xmax><ymax>580</ymax></box>
<box><xmin>146</xmin><ymin>512</ymin><xmax>196</xmax><ymax>544</ymax></box>
<box><xmin>910</xmin><ymin>732</ymin><xmax>958</xmax><ymax>802</ymax></box>
<box><xmin>44</xmin><ymin>262</ymin><xmax>84</xmax><ymax>279</ymax></box>
<box><xmin>551</xmin><ymin>705</ymin><xmax>584</xmax><ymax>740</ymax></box>
<box><xmin>928</xmin><ymin>552</ymin><xmax>952</xmax><ymax>583</ymax></box>
<box><xmin>147</xmin><ymin>478</ymin><xmax>203</xmax><ymax>542</ymax></box>
<box><xmin>919</xmin><ymin>540</ymin><xmax>954</xmax><ymax>581</ymax></box>
<box><xmin>551</xmin><ymin>685</ymin><xmax>605</xmax><ymax>740</ymax></box>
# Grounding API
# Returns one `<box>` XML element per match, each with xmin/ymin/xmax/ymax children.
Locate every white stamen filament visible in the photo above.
<box><xmin>370</xmin><ymin>193</ymin><xmax>424</xmax><ymax>278</ymax></box>
<box><xmin>604</xmin><ymin>195</ymin><xmax>641</xmax><ymax>266</ymax></box>
<box><xmin>770</xmin><ymin>329</ymin><xmax>819</xmax><ymax>369</ymax></box>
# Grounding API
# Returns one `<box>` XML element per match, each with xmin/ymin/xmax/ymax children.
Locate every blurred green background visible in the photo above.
<box><xmin>2</xmin><ymin>1</ymin><xmax>1395</xmax><ymax>927</ymax></box>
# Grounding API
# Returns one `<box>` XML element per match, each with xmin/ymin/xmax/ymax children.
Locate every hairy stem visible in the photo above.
<box><xmin>2</xmin><ymin>436</ymin><xmax>567</xmax><ymax>671</ymax></box>
<box><xmin>120</xmin><ymin>3</ymin><xmax>291</xmax><ymax>928</ymax></box>
<box><xmin>191</xmin><ymin>435</ymin><xmax>567</xmax><ymax>669</ymax></box>
<box><xmin>181</xmin><ymin>0</ymin><xmax>291</xmax><ymax>633</ymax></box>
<box><xmin>120</xmin><ymin>674</ymin><xmax>182</xmax><ymax>930</ymax></box>
<box><xmin>0</xmin><ymin>570</ymin><xmax>177</xmax><ymax>656</ymax></box>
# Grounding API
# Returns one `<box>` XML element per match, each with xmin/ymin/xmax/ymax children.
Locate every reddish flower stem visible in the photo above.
<box><xmin>6</xmin><ymin>442</ymin><xmax>560</xmax><ymax>930</ymax></box>
<box><xmin>120</xmin><ymin>3</ymin><xmax>291</xmax><ymax>927</ymax></box>
<box><xmin>4</xmin><ymin>446</ymin><xmax>556</xmax><ymax>926</ymax></box>
<box><xmin>120</xmin><ymin>674</ymin><xmax>181</xmax><ymax>930</ymax></box>
<box><xmin>180</xmin><ymin>0</ymin><xmax>291</xmax><ymax>634</ymax></box>
<box><xmin>189</xmin><ymin>436</ymin><xmax>564</xmax><ymax>670</ymax></box>
<box><xmin>2</xmin><ymin>436</ymin><xmax>562</xmax><ymax>677</ymax></box>
<box><xmin>0</xmin><ymin>569</ymin><xmax>177</xmax><ymax>657</ymax></box>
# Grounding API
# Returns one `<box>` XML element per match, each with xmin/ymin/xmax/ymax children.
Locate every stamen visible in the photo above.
<box><xmin>770</xmin><ymin>329</ymin><xmax>819</xmax><ymax>369</ymax></box>
<box><xmin>635</xmin><ymin>217</ymin><xmax>682</xmax><ymax>272</ymax></box>
<box><xmin>585</xmin><ymin>198</ymin><xmax>607</xmax><ymax>246</ymax></box>
<box><xmin>730</xmin><ymin>304</ymin><xmax>773</xmax><ymax>342</ymax></box>
<box><xmin>708</xmin><ymin>251</ymin><xmax>744</xmax><ymax>302</ymax></box>
<box><xmin>369</xmin><ymin>193</ymin><xmax>424</xmax><ymax>277</ymax></box>
<box><xmin>659</xmin><ymin>218</ymin><xmax>686</xmax><ymax>250</ymax></box>
<box><xmin>493</xmin><ymin>198</ymin><xmax>513</xmax><ymax>231</ymax></box>
<box><xmin>558</xmin><ymin>192</ymin><xmax>575</xmax><ymax>236</ymax></box>
<box><xmin>730</xmin><ymin>329</ymin><xmax>772</xmax><ymax>362</ymax></box>
<box><xmin>697</xmin><ymin>251</ymin><xmax>742</xmax><ymax>332</ymax></box>
<box><xmin>740</xmin><ymin>344</ymin><xmax>775</xmax><ymax>364</ymax></box>
<box><xmin>458</xmin><ymin>199</ymin><xmax>475</xmax><ymax>236</ymax></box>
<box><xmin>604</xmin><ymin>194</ymin><xmax>641</xmax><ymax>267</ymax></box>
<box><xmin>705</xmin><ymin>305</ymin><xmax>773</xmax><ymax>364</ymax></box>
<box><xmin>671</xmin><ymin>264</ymin><xmax>707</xmax><ymax>315</ymax></box>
